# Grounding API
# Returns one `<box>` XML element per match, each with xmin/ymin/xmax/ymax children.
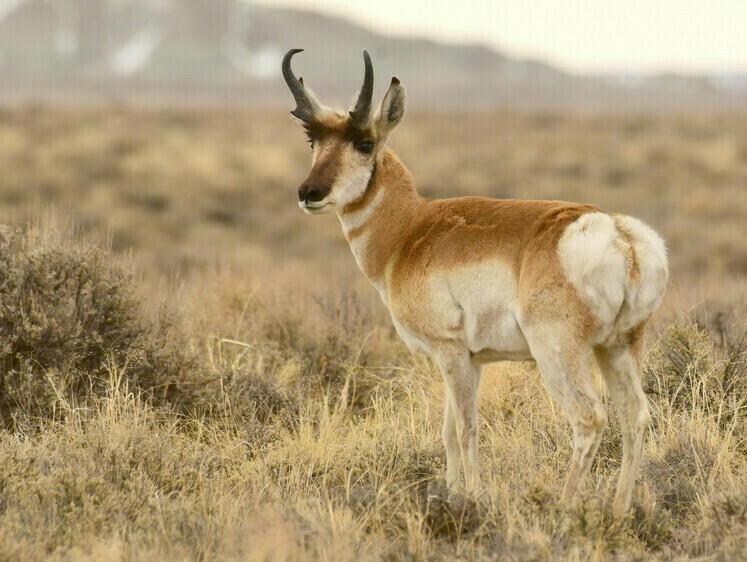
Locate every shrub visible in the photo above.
<box><xmin>643</xmin><ymin>427</ymin><xmax>719</xmax><ymax>519</ymax></box>
<box><xmin>238</xmin><ymin>286</ymin><xmax>406</xmax><ymax>414</ymax></box>
<box><xmin>183</xmin><ymin>364</ymin><xmax>301</xmax><ymax>450</ymax></box>
<box><xmin>718</xmin><ymin>319</ymin><xmax>747</xmax><ymax>427</ymax></box>
<box><xmin>644</xmin><ymin>318</ymin><xmax>746</xmax><ymax>424</ymax></box>
<box><xmin>0</xmin><ymin>226</ymin><xmax>195</xmax><ymax>428</ymax></box>
<box><xmin>0</xmin><ymin>392</ymin><xmax>239</xmax><ymax>558</ymax></box>
<box><xmin>644</xmin><ymin>320</ymin><xmax>716</xmax><ymax>414</ymax></box>
<box><xmin>704</xmin><ymin>492</ymin><xmax>747</xmax><ymax>559</ymax></box>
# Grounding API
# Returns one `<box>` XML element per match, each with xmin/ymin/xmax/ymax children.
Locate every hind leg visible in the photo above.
<box><xmin>594</xmin><ymin>325</ymin><xmax>651</xmax><ymax>515</ymax></box>
<box><xmin>525</xmin><ymin>327</ymin><xmax>608</xmax><ymax>506</ymax></box>
<box><xmin>442</xmin><ymin>395</ymin><xmax>462</xmax><ymax>489</ymax></box>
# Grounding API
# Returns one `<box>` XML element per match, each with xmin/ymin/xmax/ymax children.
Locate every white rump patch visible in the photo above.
<box><xmin>612</xmin><ymin>214</ymin><xmax>668</xmax><ymax>332</ymax></box>
<box><xmin>558</xmin><ymin>212</ymin><xmax>669</xmax><ymax>336</ymax></box>
<box><xmin>558</xmin><ymin>212</ymin><xmax>628</xmax><ymax>327</ymax></box>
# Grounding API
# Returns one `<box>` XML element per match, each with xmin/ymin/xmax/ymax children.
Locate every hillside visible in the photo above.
<box><xmin>0</xmin><ymin>0</ymin><xmax>744</xmax><ymax>108</ymax></box>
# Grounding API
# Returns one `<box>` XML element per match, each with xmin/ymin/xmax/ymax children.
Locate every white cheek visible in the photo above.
<box><xmin>331</xmin><ymin>164</ymin><xmax>373</xmax><ymax>207</ymax></box>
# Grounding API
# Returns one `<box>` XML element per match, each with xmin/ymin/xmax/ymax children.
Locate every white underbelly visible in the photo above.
<box><xmin>391</xmin><ymin>317</ymin><xmax>430</xmax><ymax>354</ymax></box>
<box><xmin>379</xmin><ymin>259</ymin><xmax>537</xmax><ymax>363</ymax></box>
<box><xmin>447</xmin><ymin>261</ymin><xmax>532</xmax><ymax>362</ymax></box>
<box><xmin>463</xmin><ymin>306</ymin><xmax>533</xmax><ymax>363</ymax></box>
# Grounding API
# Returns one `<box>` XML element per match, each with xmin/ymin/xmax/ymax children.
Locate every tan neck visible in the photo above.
<box><xmin>337</xmin><ymin>148</ymin><xmax>421</xmax><ymax>285</ymax></box>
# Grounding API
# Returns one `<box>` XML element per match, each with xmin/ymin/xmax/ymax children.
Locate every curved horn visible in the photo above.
<box><xmin>349</xmin><ymin>50</ymin><xmax>374</xmax><ymax>129</ymax></box>
<box><xmin>282</xmin><ymin>49</ymin><xmax>319</xmax><ymax>122</ymax></box>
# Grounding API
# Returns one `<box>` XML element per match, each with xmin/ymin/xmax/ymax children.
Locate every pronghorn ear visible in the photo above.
<box><xmin>375</xmin><ymin>77</ymin><xmax>406</xmax><ymax>142</ymax></box>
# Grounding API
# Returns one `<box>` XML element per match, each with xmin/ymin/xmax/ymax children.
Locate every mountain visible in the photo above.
<box><xmin>0</xmin><ymin>0</ymin><xmax>744</xmax><ymax>109</ymax></box>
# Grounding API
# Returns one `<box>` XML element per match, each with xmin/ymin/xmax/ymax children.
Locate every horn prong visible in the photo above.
<box><xmin>282</xmin><ymin>49</ymin><xmax>319</xmax><ymax>122</ymax></box>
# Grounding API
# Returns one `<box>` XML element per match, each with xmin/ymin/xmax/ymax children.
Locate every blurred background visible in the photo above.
<box><xmin>2</xmin><ymin>4</ymin><xmax>747</xmax><ymax>558</ymax></box>
<box><xmin>1</xmin><ymin>0</ymin><xmax>746</xmax><ymax>108</ymax></box>
<box><xmin>0</xmin><ymin>0</ymin><xmax>745</xmax><ymax>311</ymax></box>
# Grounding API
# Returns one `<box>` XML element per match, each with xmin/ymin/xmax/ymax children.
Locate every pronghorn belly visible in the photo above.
<box><xmin>390</xmin><ymin>316</ymin><xmax>431</xmax><ymax>355</ymax></box>
<box><xmin>395</xmin><ymin>261</ymin><xmax>533</xmax><ymax>361</ymax></box>
<box><xmin>470</xmin><ymin>345</ymin><xmax>533</xmax><ymax>364</ymax></box>
<box><xmin>557</xmin><ymin>212</ymin><xmax>668</xmax><ymax>341</ymax></box>
<box><xmin>455</xmin><ymin>266</ymin><xmax>532</xmax><ymax>362</ymax></box>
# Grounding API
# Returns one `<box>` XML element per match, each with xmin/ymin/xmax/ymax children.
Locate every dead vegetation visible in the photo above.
<box><xmin>0</xmin><ymin>106</ymin><xmax>744</xmax><ymax>560</ymax></box>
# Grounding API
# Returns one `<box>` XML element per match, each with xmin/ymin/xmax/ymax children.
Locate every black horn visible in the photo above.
<box><xmin>349</xmin><ymin>50</ymin><xmax>374</xmax><ymax>129</ymax></box>
<box><xmin>282</xmin><ymin>49</ymin><xmax>319</xmax><ymax>122</ymax></box>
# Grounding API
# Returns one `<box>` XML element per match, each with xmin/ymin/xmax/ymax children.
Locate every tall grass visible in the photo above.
<box><xmin>0</xmin><ymin>225</ymin><xmax>744</xmax><ymax>560</ymax></box>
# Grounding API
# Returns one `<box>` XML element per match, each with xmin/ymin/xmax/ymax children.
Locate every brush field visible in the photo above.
<box><xmin>0</xmin><ymin>106</ymin><xmax>745</xmax><ymax>560</ymax></box>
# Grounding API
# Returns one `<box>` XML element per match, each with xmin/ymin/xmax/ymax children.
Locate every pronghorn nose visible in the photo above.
<box><xmin>298</xmin><ymin>184</ymin><xmax>325</xmax><ymax>203</ymax></box>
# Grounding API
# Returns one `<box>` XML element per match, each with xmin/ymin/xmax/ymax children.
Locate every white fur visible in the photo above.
<box><xmin>290</xmin><ymin>66</ymin><xmax>668</xmax><ymax>514</ymax></box>
<box><xmin>391</xmin><ymin>316</ymin><xmax>429</xmax><ymax>354</ymax></box>
<box><xmin>344</xmin><ymin>224</ymin><xmax>390</xmax><ymax>307</ymax></box>
<box><xmin>611</xmin><ymin>214</ymin><xmax>669</xmax><ymax>333</ymax></box>
<box><xmin>338</xmin><ymin>184</ymin><xmax>385</xmax><ymax>236</ymax></box>
<box><xmin>346</xmin><ymin>230</ymin><xmax>371</xmax><ymax>274</ymax></box>
<box><xmin>299</xmin><ymin>200</ymin><xmax>332</xmax><ymax>214</ymax></box>
<box><xmin>298</xmin><ymin>163</ymin><xmax>372</xmax><ymax>214</ymax></box>
<box><xmin>558</xmin><ymin>212</ymin><xmax>668</xmax><ymax>341</ymax></box>
<box><xmin>432</xmin><ymin>261</ymin><xmax>531</xmax><ymax>361</ymax></box>
<box><xmin>558</xmin><ymin>212</ymin><xmax>629</xmax><ymax>330</ymax></box>
<box><xmin>330</xmin><ymin>164</ymin><xmax>374</xmax><ymax>209</ymax></box>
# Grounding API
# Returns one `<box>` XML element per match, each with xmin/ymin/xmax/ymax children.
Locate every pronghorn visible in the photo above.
<box><xmin>282</xmin><ymin>49</ymin><xmax>668</xmax><ymax>514</ymax></box>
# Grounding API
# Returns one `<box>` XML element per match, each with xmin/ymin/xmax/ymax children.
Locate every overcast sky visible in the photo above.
<box><xmin>253</xmin><ymin>0</ymin><xmax>747</xmax><ymax>74</ymax></box>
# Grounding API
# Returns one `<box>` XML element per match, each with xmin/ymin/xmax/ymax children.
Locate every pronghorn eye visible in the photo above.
<box><xmin>307</xmin><ymin>138</ymin><xmax>315</xmax><ymax>150</ymax></box>
<box><xmin>356</xmin><ymin>140</ymin><xmax>374</xmax><ymax>154</ymax></box>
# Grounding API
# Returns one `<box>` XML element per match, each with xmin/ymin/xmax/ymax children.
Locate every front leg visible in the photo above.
<box><xmin>435</xmin><ymin>345</ymin><xmax>482</xmax><ymax>494</ymax></box>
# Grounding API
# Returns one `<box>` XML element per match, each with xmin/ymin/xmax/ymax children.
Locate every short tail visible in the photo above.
<box><xmin>612</xmin><ymin>214</ymin><xmax>669</xmax><ymax>334</ymax></box>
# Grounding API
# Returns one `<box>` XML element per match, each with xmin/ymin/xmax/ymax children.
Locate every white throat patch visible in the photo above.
<box><xmin>338</xmin><ymin>182</ymin><xmax>385</xmax><ymax>236</ymax></box>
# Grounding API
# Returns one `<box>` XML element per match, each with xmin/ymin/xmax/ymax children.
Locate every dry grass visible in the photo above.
<box><xmin>0</xmin><ymin>106</ymin><xmax>745</xmax><ymax>560</ymax></box>
<box><xmin>0</xmin><ymin>106</ymin><xmax>745</xmax><ymax>297</ymax></box>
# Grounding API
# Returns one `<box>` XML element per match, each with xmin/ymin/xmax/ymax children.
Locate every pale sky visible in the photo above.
<box><xmin>253</xmin><ymin>0</ymin><xmax>747</xmax><ymax>74</ymax></box>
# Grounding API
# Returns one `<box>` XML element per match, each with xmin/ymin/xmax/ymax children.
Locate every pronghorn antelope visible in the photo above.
<box><xmin>282</xmin><ymin>49</ymin><xmax>668</xmax><ymax>514</ymax></box>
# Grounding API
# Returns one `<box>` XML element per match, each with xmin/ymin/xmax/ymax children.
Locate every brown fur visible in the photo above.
<box><xmin>304</xmin><ymin>112</ymin><xmax>375</xmax><ymax>146</ymax></box>
<box><xmin>292</xmin><ymin>94</ymin><xmax>664</xmax><ymax>514</ymax></box>
<box><xmin>625</xmin><ymin>321</ymin><xmax>648</xmax><ymax>360</ymax></box>
<box><xmin>299</xmin><ymin>109</ymin><xmax>380</xmax><ymax>205</ymax></box>
<box><xmin>340</xmin><ymin>148</ymin><xmax>600</xmax><ymax>335</ymax></box>
<box><xmin>300</xmin><ymin>149</ymin><xmax>342</xmax><ymax>196</ymax></box>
